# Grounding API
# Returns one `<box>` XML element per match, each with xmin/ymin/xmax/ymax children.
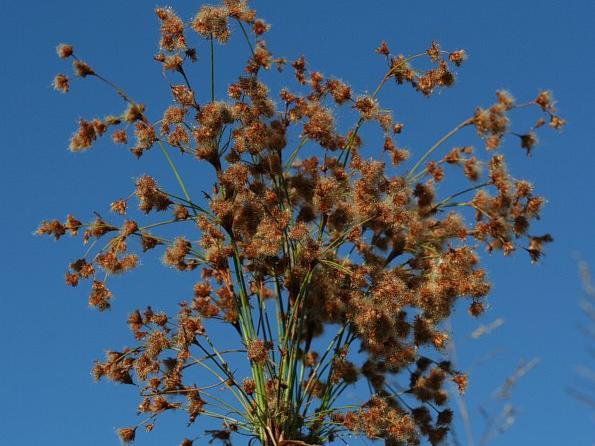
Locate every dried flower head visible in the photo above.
<box><xmin>56</xmin><ymin>43</ymin><xmax>74</xmax><ymax>58</ymax></box>
<box><xmin>191</xmin><ymin>6</ymin><xmax>230</xmax><ymax>43</ymax></box>
<box><xmin>116</xmin><ymin>427</ymin><xmax>136</xmax><ymax>444</ymax></box>
<box><xmin>53</xmin><ymin>74</ymin><xmax>69</xmax><ymax>93</ymax></box>
<box><xmin>73</xmin><ymin>60</ymin><xmax>95</xmax><ymax>77</ymax></box>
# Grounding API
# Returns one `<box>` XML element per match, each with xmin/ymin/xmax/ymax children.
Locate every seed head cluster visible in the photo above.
<box><xmin>39</xmin><ymin>1</ymin><xmax>564</xmax><ymax>445</ymax></box>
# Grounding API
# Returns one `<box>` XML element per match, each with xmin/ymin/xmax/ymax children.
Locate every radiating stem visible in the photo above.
<box><xmin>210</xmin><ymin>36</ymin><xmax>215</xmax><ymax>102</ymax></box>
<box><xmin>407</xmin><ymin>118</ymin><xmax>473</xmax><ymax>182</ymax></box>
<box><xmin>157</xmin><ymin>140</ymin><xmax>193</xmax><ymax>205</ymax></box>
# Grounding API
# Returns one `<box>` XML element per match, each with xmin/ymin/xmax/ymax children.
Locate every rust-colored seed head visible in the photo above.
<box><xmin>53</xmin><ymin>74</ymin><xmax>69</xmax><ymax>93</ymax></box>
<box><xmin>73</xmin><ymin>60</ymin><xmax>94</xmax><ymax>77</ymax></box>
<box><xmin>56</xmin><ymin>43</ymin><xmax>73</xmax><ymax>58</ymax></box>
<box><xmin>116</xmin><ymin>427</ymin><xmax>136</xmax><ymax>444</ymax></box>
<box><xmin>247</xmin><ymin>339</ymin><xmax>269</xmax><ymax>364</ymax></box>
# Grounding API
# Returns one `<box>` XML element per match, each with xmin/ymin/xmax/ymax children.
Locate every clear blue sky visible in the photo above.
<box><xmin>1</xmin><ymin>1</ymin><xmax>593</xmax><ymax>445</ymax></box>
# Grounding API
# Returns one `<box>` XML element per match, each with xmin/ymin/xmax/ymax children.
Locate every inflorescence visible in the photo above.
<box><xmin>39</xmin><ymin>1</ymin><xmax>564</xmax><ymax>445</ymax></box>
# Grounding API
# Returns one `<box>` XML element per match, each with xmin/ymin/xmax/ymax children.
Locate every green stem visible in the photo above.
<box><xmin>164</xmin><ymin>192</ymin><xmax>212</xmax><ymax>215</ymax></box>
<box><xmin>229</xmin><ymin>242</ymin><xmax>269</xmax><ymax>442</ymax></box>
<box><xmin>157</xmin><ymin>140</ymin><xmax>192</xmax><ymax>204</ymax></box>
<box><xmin>236</xmin><ymin>19</ymin><xmax>255</xmax><ymax>55</ymax></box>
<box><xmin>406</xmin><ymin>118</ymin><xmax>472</xmax><ymax>182</ymax></box>
<box><xmin>284</xmin><ymin>136</ymin><xmax>308</xmax><ymax>170</ymax></box>
<box><xmin>298</xmin><ymin>325</ymin><xmax>346</xmax><ymax>415</ymax></box>
<box><xmin>430</xmin><ymin>182</ymin><xmax>491</xmax><ymax>212</ymax></box>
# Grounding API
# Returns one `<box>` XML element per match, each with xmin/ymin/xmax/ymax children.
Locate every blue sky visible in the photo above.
<box><xmin>1</xmin><ymin>1</ymin><xmax>594</xmax><ymax>445</ymax></box>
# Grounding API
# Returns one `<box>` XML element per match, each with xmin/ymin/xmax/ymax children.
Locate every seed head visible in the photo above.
<box><xmin>56</xmin><ymin>43</ymin><xmax>73</xmax><ymax>58</ymax></box>
<box><xmin>116</xmin><ymin>427</ymin><xmax>136</xmax><ymax>444</ymax></box>
<box><xmin>53</xmin><ymin>74</ymin><xmax>69</xmax><ymax>93</ymax></box>
<box><xmin>191</xmin><ymin>6</ymin><xmax>230</xmax><ymax>43</ymax></box>
<box><xmin>73</xmin><ymin>60</ymin><xmax>94</xmax><ymax>77</ymax></box>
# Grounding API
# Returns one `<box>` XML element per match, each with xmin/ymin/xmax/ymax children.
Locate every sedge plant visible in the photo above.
<box><xmin>38</xmin><ymin>1</ymin><xmax>565</xmax><ymax>445</ymax></box>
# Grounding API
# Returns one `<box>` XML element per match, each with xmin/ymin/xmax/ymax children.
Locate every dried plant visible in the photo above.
<box><xmin>446</xmin><ymin>323</ymin><xmax>539</xmax><ymax>446</ymax></box>
<box><xmin>568</xmin><ymin>261</ymin><xmax>595</xmax><ymax>411</ymax></box>
<box><xmin>38</xmin><ymin>1</ymin><xmax>564</xmax><ymax>445</ymax></box>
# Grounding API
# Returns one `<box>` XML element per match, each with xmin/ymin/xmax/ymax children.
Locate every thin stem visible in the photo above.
<box><xmin>182</xmin><ymin>347</ymin><xmax>251</xmax><ymax>414</ymax></box>
<box><xmin>430</xmin><ymin>182</ymin><xmax>491</xmax><ymax>212</ymax></box>
<box><xmin>210</xmin><ymin>36</ymin><xmax>215</xmax><ymax>102</ymax></box>
<box><xmin>157</xmin><ymin>140</ymin><xmax>193</xmax><ymax>205</ymax></box>
<box><xmin>200</xmin><ymin>390</ymin><xmax>251</xmax><ymax>418</ymax></box>
<box><xmin>138</xmin><ymin>218</ymin><xmax>180</xmax><ymax>231</ymax></box>
<box><xmin>177</xmin><ymin>65</ymin><xmax>200</xmax><ymax>110</ymax></box>
<box><xmin>407</xmin><ymin>118</ymin><xmax>473</xmax><ymax>182</ymax></box>
<box><xmin>315</xmin><ymin>329</ymin><xmax>354</xmax><ymax>415</ymax></box>
<box><xmin>181</xmin><ymin>349</ymin><xmax>246</xmax><ymax>371</ymax></box>
<box><xmin>236</xmin><ymin>19</ymin><xmax>255</xmax><ymax>55</ymax></box>
<box><xmin>299</xmin><ymin>325</ymin><xmax>346</xmax><ymax>414</ymax></box>
<box><xmin>284</xmin><ymin>136</ymin><xmax>308</xmax><ymax>170</ymax></box>
<box><xmin>445</xmin><ymin>317</ymin><xmax>476</xmax><ymax>446</ymax></box>
<box><xmin>90</xmin><ymin>72</ymin><xmax>135</xmax><ymax>105</ymax></box>
<box><xmin>165</xmin><ymin>191</ymin><xmax>212</xmax><ymax>215</ymax></box>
